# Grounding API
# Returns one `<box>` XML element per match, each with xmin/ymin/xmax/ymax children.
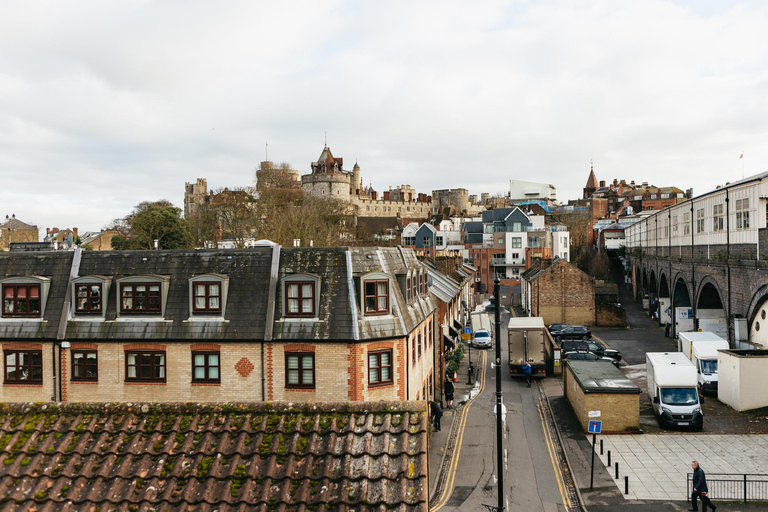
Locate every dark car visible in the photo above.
<box><xmin>562</xmin><ymin>351</ymin><xmax>621</xmax><ymax>368</ymax></box>
<box><xmin>562</xmin><ymin>340</ymin><xmax>622</xmax><ymax>361</ymax></box>
<box><xmin>550</xmin><ymin>325</ymin><xmax>591</xmax><ymax>342</ymax></box>
<box><xmin>548</xmin><ymin>323</ymin><xmax>570</xmax><ymax>333</ymax></box>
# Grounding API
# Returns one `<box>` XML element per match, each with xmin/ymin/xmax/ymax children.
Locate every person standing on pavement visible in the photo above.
<box><xmin>690</xmin><ymin>460</ymin><xmax>716</xmax><ymax>511</ymax></box>
<box><xmin>444</xmin><ymin>377</ymin><xmax>455</xmax><ymax>409</ymax></box>
<box><xmin>523</xmin><ymin>361</ymin><xmax>532</xmax><ymax>387</ymax></box>
<box><xmin>429</xmin><ymin>401</ymin><xmax>443</xmax><ymax>432</ymax></box>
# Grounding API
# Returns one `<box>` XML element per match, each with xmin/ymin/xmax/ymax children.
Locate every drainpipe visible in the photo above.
<box><xmin>691</xmin><ymin>203</ymin><xmax>696</xmax><ymax>325</ymax></box>
<box><xmin>51</xmin><ymin>343</ymin><xmax>57</xmax><ymax>401</ymax></box>
<box><xmin>668</xmin><ymin>208</ymin><xmax>673</xmax><ymax>336</ymax></box>
<box><xmin>726</xmin><ymin>189</ymin><xmax>732</xmax><ymax>338</ymax></box>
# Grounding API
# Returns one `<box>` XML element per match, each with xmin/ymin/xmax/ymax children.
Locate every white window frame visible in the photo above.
<box><xmin>1</xmin><ymin>276</ymin><xmax>51</xmax><ymax>321</ymax></box>
<box><xmin>71</xmin><ymin>275</ymin><xmax>112</xmax><ymax>320</ymax></box>
<box><xmin>189</xmin><ymin>273</ymin><xmax>230</xmax><ymax>318</ymax></box>
<box><xmin>281</xmin><ymin>274</ymin><xmax>321</xmax><ymax>318</ymax></box>
<box><xmin>116</xmin><ymin>275</ymin><xmax>171</xmax><ymax>319</ymax></box>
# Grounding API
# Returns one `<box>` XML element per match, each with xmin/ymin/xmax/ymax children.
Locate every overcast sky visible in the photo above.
<box><xmin>2</xmin><ymin>0</ymin><xmax>767</xmax><ymax>236</ymax></box>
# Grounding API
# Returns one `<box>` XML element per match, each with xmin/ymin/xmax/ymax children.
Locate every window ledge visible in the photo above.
<box><xmin>362</xmin><ymin>313</ymin><xmax>395</xmax><ymax>320</ymax></box>
<box><xmin>71</xmin><ymin>317</ymin><xmax>106</xmax><ymax>322</ymax></box>
<box><xmin>184</xmin><ymin>317</ymin><xmax>229</xmax><ymax>323</ymax></box>
<box><xmin>284</xmin><ymin>387</ymin><xmax>316</xmax><ymax>392</ymax></box>
<box><xmin>124</xmin><ymin>381</ymin><xmax>167</xmax><ymax>385</ymax></box>
<box><xmin>71</xmin><ymin>380</ymin><xmax>99</xmax><ymax>384</ymax></box>
<box><xmin>114</xmin><ymin>317</ymin><xmax>171</xmax><ymax>323</ymax></box>
<box><xmin>277</xmin><ymin>318</ymin><xmax>322</xmax><ymax>323</ymax></box>
<box><xmin>0</xmin><ymin>318</ymin><xmax>46</xmax><ymax>323</ymax></box>
<box><xmin>369</xmin><ymin>382</ymin><xmax>395</xmax><ymax>389</ymax></box>
<box><xmin>3</xmin><ymin>382</ymin><xmax>43</xmax><ymax>387</ymax></box>
<box><xmin>192</xmin><ymin>382</ymin><xmax>221</xmax><ymax>386</ymax></box>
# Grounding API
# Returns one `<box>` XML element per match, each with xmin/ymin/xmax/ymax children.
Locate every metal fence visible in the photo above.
<box><xmin>687</xmin><ymin>473</ymin><xmax>768</xmax><ymax>503</ymax></box>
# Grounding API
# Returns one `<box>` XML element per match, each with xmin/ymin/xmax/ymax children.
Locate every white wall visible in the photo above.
<box><xmin>718</xmin><ymin>351</ymin><xmax>768</xmax><ymax>411</ymax></box>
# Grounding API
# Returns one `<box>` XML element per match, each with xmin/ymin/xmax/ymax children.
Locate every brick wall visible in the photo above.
<box><xmin>596</xmin><ymin>302</ymin><xmax>627</xmax><ymax>327</ymax></box>
<box><xmin>564</xmin><ymin>363</ymin><xmax>639</xmax><ymax>433</ymax></box>
<box><xmin>0</xmin><ymin>342</ymin><xmax>50</xmax><ymax>402</ymax></box>
<box><xmin>533</xmin><ymin>260</ymin><xmax>595</xmax><ymax>326</ymax></box>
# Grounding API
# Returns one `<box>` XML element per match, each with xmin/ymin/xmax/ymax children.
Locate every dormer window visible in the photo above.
<box><xmin>282</xmin><ymin>274</ymin><xmax>320</xmax><ymax>318</ymax></box>
<box><xmin>193</xmin><ymin>283</ymin><xmax>221</xmax><ymax>312</ymax></box>
<box><xmin>75</xmin><ymin>284</ymin><xmax>102</xmax><ymax>313</ymax></box>
<box><xmin>359</xmin><ymin>272</ymin><xmax>391</xmax><ymax>316</ymax></box>
<box><xmin>406</xmin><ymin>276</ymin><xmax>411</xmax><ymax>302</ymax></box>
<box><xmin>3</xmin><ymin>284</ymin><xmax>40</xmax><ymax>317</ymax></box>
<box><xmin>121</xmin><ymin>283</ymin><xmax>161</xmax><ymax>312</ymax></box>
<box><xmin>116</xmin><ymin>275</ymin><xmax>170</xmax><ymax>317</ymax></box>
<box><xmin>71</xmin><ymin>276</ymin><xmax>111</xmax><ymax>319</ymax></box>
<box><xmin>1</xmin><ymin>276</ymin><xmax>51</xmax><ymax>319</ymax></box>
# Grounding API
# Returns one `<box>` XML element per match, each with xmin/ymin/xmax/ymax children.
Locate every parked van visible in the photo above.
<box><xmin>677</xmin><ymin>331</ymin><xmax>729</xmax><ymax>394</ymax></box>
<box><xmin>646</xmin><ymin>352</ymin><xmax>703</xmax><ymax>430</ymax></box>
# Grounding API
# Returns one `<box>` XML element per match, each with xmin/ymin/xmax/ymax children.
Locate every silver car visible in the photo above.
<box><xmin>471</xmin><ymin>329</ymin><xmax>492</xmax><ymax>349</ymax></box>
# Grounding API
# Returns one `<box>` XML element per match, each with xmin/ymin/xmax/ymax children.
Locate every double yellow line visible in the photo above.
<box><xmin>430</xmin><ymin>349</ymin><xmax>487</xmax><ymax>511</ymax></box>
<box><xmin>537</xmin><ymin>397</ymin><xmax>573</xmax><ymax>510</ymax></box>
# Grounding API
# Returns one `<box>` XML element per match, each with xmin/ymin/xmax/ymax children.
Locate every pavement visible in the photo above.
<box><xmin>430</xmin><ymin>294</ymin><xmax>768</xmax><ymax>512</ymax></box>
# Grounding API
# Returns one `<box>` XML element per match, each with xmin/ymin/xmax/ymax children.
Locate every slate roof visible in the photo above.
<box><xmin>1</xmin><ymin>246</ymin><xmax>439</xmax><ymax>344</ymax></box>
<box><xmin>67</xmin><ymin>248</ymin><xmax>275</xmax><ymax>341</ymax></box>
<box><xmin>0</xmin><ymin>401</ymin><xmax>429</xmax><ymax>512</ymax></box>
<box><xmin>0</xmin><ymin>251</ymin><xmax>74</xmax><ymax>340</ymax></box>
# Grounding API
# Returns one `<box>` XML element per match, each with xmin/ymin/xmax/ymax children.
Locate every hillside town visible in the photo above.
<box><xmin>5</xmin><ymin>139</ymin><xmax>768</xmax><ymax>511</ymax></box>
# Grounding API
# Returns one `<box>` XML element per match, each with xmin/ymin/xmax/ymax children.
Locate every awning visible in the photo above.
<box><xmin>448</xmin><ymin>325</ymin><xmax>459</xmax><ymax>338</ymax></box>
<box><xmin>443</xmin><ymin>335</ymin><xmax>455</xmax><ymax>351</ymax></box>
<box><xmin>453</xmin><ymin>319</ymin><xmax>463</xmax><ymax>331</ymax></box>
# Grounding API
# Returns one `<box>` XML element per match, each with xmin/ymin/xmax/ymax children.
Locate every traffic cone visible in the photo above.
<box><xmin>453</xmin><ymin>371</ymin><xmax>458</xmax><ymax>383</ymax></box>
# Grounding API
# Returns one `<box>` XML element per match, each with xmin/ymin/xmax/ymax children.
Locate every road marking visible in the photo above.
<box><xmin>537</xmin><ymin>397</ymin><xmax>573</xmax><ymax>510</ymax></box>
<box><xmin>430</xmin><ymin>349</ymin><xmax>487</xmax><ymax>512</ymax></box>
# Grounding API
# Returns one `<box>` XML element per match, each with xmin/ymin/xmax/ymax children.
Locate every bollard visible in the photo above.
<box><xmin>624</xmin><ymin>476</ymin><xmax>629</xmax><ymax>494</ymax></box>
<box><xmin>615</xmin><ymin>462</ymin><xmax>619</xmax><ymax>479</ymax></box>
<box><xmin>600</xmin><ymin>439</ymin><xmax>603</xmax><ymax>455</ymax></box>
<box><xmin>607</xmin><ymin>450</ymin><xmax>611</xmax><ymax>467</ymax></box>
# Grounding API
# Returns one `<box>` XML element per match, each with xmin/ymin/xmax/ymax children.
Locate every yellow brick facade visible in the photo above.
<box><xmin>563</xmin><ymin>363</ymin><xmax>639</xmax><ymax>433</ymax></box>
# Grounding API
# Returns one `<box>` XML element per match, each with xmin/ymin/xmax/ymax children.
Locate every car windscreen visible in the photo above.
<box><xmin>700</xmin><ymin>360</ymin><xmax>717</xmax><ymax>374</ymax></box>
<box><xmin>660</xmin><ymin>387</ymin><xmax>699</xmax><ymax>406</ymax></box>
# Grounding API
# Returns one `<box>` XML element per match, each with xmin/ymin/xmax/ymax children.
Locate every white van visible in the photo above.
<box><xmin>646</xmin><ymin>352</ymin><xmax>703</xmax><ymax>430</ymax></box>
<box><xmin>678</xmin><ymin>331</ymin><xmax>729</xmax><ymax>394</ymax></box>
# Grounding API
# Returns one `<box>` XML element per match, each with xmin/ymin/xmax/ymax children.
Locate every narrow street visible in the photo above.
<box><xmin>431</xmin><ymin>309</ymin><xmax>575</xmax><ymax>512</ymax></box>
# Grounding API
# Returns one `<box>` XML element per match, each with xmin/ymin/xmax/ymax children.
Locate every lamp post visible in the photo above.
<box><xmin>493</xmin><ymin>277</ymin><xmax>505</xmax><ymax>511</ymax></box>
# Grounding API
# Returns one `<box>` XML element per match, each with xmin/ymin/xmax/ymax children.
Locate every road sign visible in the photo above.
<box><xmin>588</xmin><ymin>420</ymin><xmax>602</xmax><ymax>434</ymax></box>
<box><xmin>464</xmin><ymin>327</ymin><xmax>472</xmax><ymax>334</ymax></box>
<box><xmin>461</xmin><ymin>333</ymin><xmax>471</xmax><ymax>340</ymax></box>
<box><xmin>588</xmin><ymin>410</ymin><xmax>601</xmax><ymax>418</ymax></box>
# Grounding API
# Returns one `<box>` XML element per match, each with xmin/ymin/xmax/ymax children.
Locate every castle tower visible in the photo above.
<box><xmin>352</xmin><ymin>161</ymin><xmax>361</xmax><ymax>195</ymax></box>
<box><xmin>184</xmin><ymin>178</ymin><xmax>208</xmax><ymax>219</ymax></box>
<box><xmin>302</xmin><ymin>146</ymin><xmax>353</xmax><ymax>201</ymax></box>
<box><xmin>584</xmin><ymin>162</ymin><xmax>598</xmax><ymax>199</ymax></box>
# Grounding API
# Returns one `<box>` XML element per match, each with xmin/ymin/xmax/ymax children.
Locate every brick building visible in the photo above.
<box><xmin>0</xmin><ymin>215</ymin><xmax>38</xmax><ymax>251</ymax></box>
<box><xmin>520</xmin><ymin>257</ymin><xmax>595</xmax><ymax>326</ymax></box>
<box><xmin>0</xmin><ymin>246</ymin><xmax>460</xmax><ymax>405</ymax></box>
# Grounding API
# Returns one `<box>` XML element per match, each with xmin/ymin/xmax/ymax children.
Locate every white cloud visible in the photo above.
<box><xmin>1</xmin><ymin>0</ymin><xmax>768</xmax><ymax>234</ymax></box>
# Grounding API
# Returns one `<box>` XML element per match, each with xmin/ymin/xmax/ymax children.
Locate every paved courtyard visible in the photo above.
<box><xmin>591</xmin><ymin>434</ymin><xmax>768</xmax><ymax>501</ymax></box>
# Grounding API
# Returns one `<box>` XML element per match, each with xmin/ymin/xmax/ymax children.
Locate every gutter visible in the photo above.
<box><xmin>262</xmin><ymin>244</ymin><xmax>281</xmax><ymax>401</ymax></box>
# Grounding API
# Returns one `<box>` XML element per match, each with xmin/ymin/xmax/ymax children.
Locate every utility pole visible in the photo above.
<box><xmin>494</xmin><ymin>277</ymin><xmax>505</xmax><ymax>510</ymax></box>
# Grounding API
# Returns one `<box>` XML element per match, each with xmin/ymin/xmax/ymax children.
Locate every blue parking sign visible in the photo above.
<box><xmin>464</xmin><ymin>327</ymin><xmax>472</xmax><ymax>334</ymax></box>
<box><xmin>588</xmin><ymin>420</ymin><xmax>602</xmax><ymax>434</ymax></box>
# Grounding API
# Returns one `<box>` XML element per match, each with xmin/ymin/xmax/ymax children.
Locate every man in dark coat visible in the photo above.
<box><xmin>690</xmin><ymin>460</ymin><xmax>716</xmax><ymax>511</ymax></box>
<box><xmin>429</xmin><ymin>401</ymin><xmax>443</xmax><ymax>432</ymax></box>
<box><xmin>444</xmin><ymin>377</ymin><xmax>455</xmax><ymax>409</ymax></box>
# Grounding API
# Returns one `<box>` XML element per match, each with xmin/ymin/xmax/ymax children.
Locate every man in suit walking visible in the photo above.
<box><xmin>690</xmin><ymin>460</ymin><xmax>716</xmax><ymax>511</ymax></box>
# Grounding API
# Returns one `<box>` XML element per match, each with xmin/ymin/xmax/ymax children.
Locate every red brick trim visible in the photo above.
<box><xmin>191</xmin><ymin>383</ymin><xmax>221</xmax><ymax>387</ymax></box>
<box><xmin>267</xmin><ymin>344</ymin><xmax>274</xmax><ymax>401</ymax></box>
<box><xmin>369</xmin><ymin>382</ymin><xmax>394</xmax><ymax>390</ymax></box>
<box><xmin>347</xmin><ymin>344</ymin><xmax>363</xmax><ymax>401</ymax></box>
<box><xmin>367</xmin><ymin>341</ymin><xmax>394</xmax><ymax>351</ymax></box>
<box><xmin>123</xmin><ymin>343</ymin><xmax>166</xmax><ymax>351</ymax></box>
<box><xmin>61</xmin><ymin>349</ymin><xmax>68</xmax><ymax>402</ymax></box>
<box><xmin>1</xmin><ymin>343</ymin><xmax>43</xmax><ymax>350</ymax></box>
<box><xmin>70</xmin><ymin>343</ymin><xmax>98</xmax><ymax>350</ymax></box>
<box><xmin>124</xmin><ymin>382</ymin><xmax>167</xmax><ymax>386</ymax></box>
<box><xmin>284</xmin><ymin>344</ymin><xmax>316</xmax><ymax>352</ymax></box>
<box><xmin>190</xmin><ymin>344</ymin><xmax>220</xmax><ymax>351</ymax></box>
<box><xmin>3</xmin><ymin>383</ymin><xmax>43</xmax><ymax>387</ymax></box>
<box><xmin>70</xmin><ymin>381</ymin><xmax>98</xmax><ymax>385</ymax></box>
<box><xmin>285</xmin><ymin>388</ymin><xmax>316</xmax><ymax>393</ymax></box>
<box><xmin>396</xmin><ymin>337</ymin><xmax>406</xmax><ymax>400</ymax></box>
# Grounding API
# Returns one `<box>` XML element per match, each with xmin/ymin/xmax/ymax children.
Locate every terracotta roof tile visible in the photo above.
<box><xmin>0</xmin><ymin>401</ymin><xmax>428</xmax><ymax>511</ymax></box>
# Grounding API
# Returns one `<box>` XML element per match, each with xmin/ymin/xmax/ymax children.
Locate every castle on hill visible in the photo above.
<box><xmin>301</xmin><ymin>146</ymin><xmax>432</xmax><ymax>219</ymax></box>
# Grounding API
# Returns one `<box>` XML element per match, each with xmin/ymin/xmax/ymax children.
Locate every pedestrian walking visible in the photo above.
<box><xmin>444</xmin><ymin>377</ymin><xmax>455</xmax><ymax>409</ymax></box>
<box><xmin>689</xmin><ymin>460</ymin><xmax>717</xmax><ymax>511</ymax></box>
<box><xmin>523</xmin><ymin>361</ymin><xmax>532</xmax><ymax>387</ymax></box>
<box><xmin>429</xmin><ymin>401</ymin><xmax>443</xmax><ymax>432</ymax></box>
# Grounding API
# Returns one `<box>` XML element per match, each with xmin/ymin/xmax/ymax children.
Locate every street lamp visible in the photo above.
<box><xmin>463</xmin><ymin>300</ymin><xmax>473</xmax><ymax>384</ymax></box>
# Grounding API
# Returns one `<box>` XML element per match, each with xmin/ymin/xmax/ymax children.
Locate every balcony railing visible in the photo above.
<box><xmin>490</xmin><ymin>258</ymin><xmax>507</xmax><ymax>265</ymax></box>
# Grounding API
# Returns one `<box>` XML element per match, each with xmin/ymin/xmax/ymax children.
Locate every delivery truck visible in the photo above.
<box><xmin>508</xmin><ymin>317</ymin><xmax>547</xmax><ymax>378</ymax></box>
<box><xmin>469</xmin><ymin>311</ymin><xmax>493</xmax><ymax>348</ymax></box>
<box><xmin>677</xmin><ymin>331</ymin><xmax>729</xmax><ymax>394</ymax></box>
<box><xmin>646</xmin><ymin>352</ymin><xmax>703</xmax><ymax>430</ymax></box>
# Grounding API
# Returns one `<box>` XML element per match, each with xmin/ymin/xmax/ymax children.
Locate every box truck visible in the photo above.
<box><xmin>508</xmin><ymin>317</ymin><xmax>547</xmax><ymax>378</ymax></box>
<box><xmin>469</xmin><ymin>311</ymin><xmax>493</xmax><ymax>348</ymax></box>
<box><xmin>646</xmin><ymin>352</ymin><xmax>703</xmax><ymax>430</ymax></box>
<box><xmin>677</xmin><ymin>331</ymin><xmax>729</xmax><ymax>394</ymax></box>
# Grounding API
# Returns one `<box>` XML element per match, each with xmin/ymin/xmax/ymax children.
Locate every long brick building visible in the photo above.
<box><xmin>0</xmin><ymin>246</ymin><xmax>466</xmax><ymax>404</ymax></box>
